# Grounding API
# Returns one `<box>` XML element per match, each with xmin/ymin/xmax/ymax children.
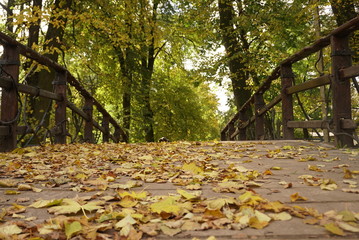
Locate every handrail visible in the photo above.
<box><xmin>0</xmin><ymin>31</ymin><xmax>127</xmax><ymax>152</ymax></box>
<box><xmin>221</xmin><ymin>16</ymin><xmax>359</xmax><ymax>147</ymax></box>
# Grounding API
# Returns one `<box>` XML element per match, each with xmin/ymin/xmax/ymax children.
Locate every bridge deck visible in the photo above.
<box><xmin>0</xmin><ymin>140</ymin><xmax>358</xmax><ymax>239</ymax></box>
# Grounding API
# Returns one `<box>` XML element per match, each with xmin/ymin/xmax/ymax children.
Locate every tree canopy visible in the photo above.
<box><xmin>0</xmin><ymin>0</ymin><xmax>357</xmax><ymax>142</ymax></box>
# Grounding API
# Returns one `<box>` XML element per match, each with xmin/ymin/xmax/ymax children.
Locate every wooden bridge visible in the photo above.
<box><xmin>221</xmin><ymin>16</ymin><xmax>359</xmax><ymax>148</ymax></box>
<box><xmin>0</xmin><ymin>31</ymin><xmax>128</xmax><ymax>152</ymax></box>
<box><xmin>0</xmin><ymin>15</ymin><xmax>359</xmax><ymax>240</ymax></box>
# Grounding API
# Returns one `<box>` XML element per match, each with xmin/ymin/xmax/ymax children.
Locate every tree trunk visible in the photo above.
<box><xmin>139</xmin><ymin>1</ymin><xmax>158</xmax><ymax>142</ymax></box>
<box><xmin>329</xmin><ymin>0</ymin><xmax>357</xmax><ymax>26</ymax></box>
<box><xmin>217</xmin><ymin>0</ymin><xmax>251</xmax><ymax>111</ymax></box>
<box><xmin>26</xmin><ymin>0</ymin><xmax>72</xmax><ymax>144</ymax></box>
<box><xmin>116</xmin><ymin>46</ymin><xmax>132</xmax><ymax>143</ymax></box>
<box><xmin>4</xmin><ymin>0</ymin><xmax>15</xmax><ymax>33</ymax></box>
<box><xmin>329</xmin><ymin>0</ymin><xmax>358</xmax><ymax>63</ymax></box>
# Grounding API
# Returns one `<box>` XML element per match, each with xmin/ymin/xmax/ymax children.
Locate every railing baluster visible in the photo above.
<box><xmin>53</xmin><ymin>71</ymin><xmax>67</xmax><ymax>144</ymax></box>
<box><xmin>83</xmin><ymin>97</ymin><xmax>94</xmax><ymax>143</ymax></box>
<box><xmin>238</xmin><ymin>110</ymin><xmax>247</xmax><ymax>140</ymax></box>
<box><xmin>102</xmin><ymin>115</ymin><xmax>110</xmax><ymax>142</ymax></box>
<box><xmin>331</xmin><ymin>34</ymin><xmax>354</xmax><ymax>147</ymax></box>
<box><xmin>254</xmin><ymin>93</ymin><xmax>265</xmax><ymax>140</ymax></box>
<box><xmin>0</xmin><ymin>44</ymin><xmax>20</xmax><ymax>152</ymax></box>
<box><xmin>280</xmin><ymin>64</ymin><xmax>295</xmax><ymax>140</ymax></box>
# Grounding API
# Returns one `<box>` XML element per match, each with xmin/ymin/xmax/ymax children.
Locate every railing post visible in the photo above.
<box><xmin>220</xmin><ymin>128</ymin><xmax>227</xmax><ymax>141</ymax></box>
<box><xmin>238</xmin><ymin>110</ymin><xmax>247</xmax><ymax>140</ymax></box>
<box><xmin>280</xmin><ymin>64</ymin><xmax>295</xmax><ymax>139</ymax></box>
<box><xmin>331</xmin><ymin>34</ymin><xmax>353</xmax><ymax>147</ymax></box>
<box><xmin>254</xmin><ymin>93</ymin><xmax>265</xmax><ymax>140</ymax></box>
<box><xmin>0</xmin><ymin>44</ymin><xmax>19</xmax><ymax>152</ymax></box>
<box><xmin>228</xmin><ymin>121</ymin><xmax>235</xmax><ymax>140</ymax></box>
<box><xmin>102</xmin><ymin>115</ymin><xmax>110</xmax><ymax>142</ymax></box>
<box><xmin>54</xmin><ymin>71</ymin><xmax>67</xmax><ymax>144</ymax></box>
<box><xmin>114</xmin><ymin>127</ymin><xmax>121</xmax><ymax>143</ymax></box>
<box><xmin>83</xmin><ymin>97</ymin><xmax>94</xmax><ymax>143</ymax></box>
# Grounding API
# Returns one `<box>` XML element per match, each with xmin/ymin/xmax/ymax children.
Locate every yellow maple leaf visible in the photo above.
<box><xmin>65</xmin><ymin>221</ymin><xmax>82</xmax><ymax>239</ymax></box>
<box><xmin>324</xmin><ymin>223</ymin><xmax>345</xmax><ymax>236</ymax></box>
<box><xmin>238</xmin><ymin>191</ymin><xmax>264</xmax><ymax>206</ymax></box>
<box><xmin>206</xmin><ymin>198</ymin><xmax>236</xmax><ymax>210</ymax></box>
<box><xmin>150</xmin><ymin>197</ymin><xmax>181</xmax><ymax>215</ymax></box>
<box><xmin>177</xmin><ymin>189</ymin><xmax>201</xmax><ymax>201</ymax></box>
<box><xmin>119</xmin><ymin>196</ymin><xmax>138</xmax><ymax>208</ymax></box>
<box><xmin>118</xmin><ymin>191</ymin><xmax>148</xmax><ymax>200</ymax></box>
<box><xmin>182</xmin><ymin>162</ymin><xmax>203</xmax><ymax>175</ymax></box>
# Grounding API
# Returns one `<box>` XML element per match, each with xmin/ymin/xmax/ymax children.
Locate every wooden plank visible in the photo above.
<box><xmin>0</xmin><ymin>126</ymin><xmax>9</xmax><ymax>136</ymax></box>
<box><xmin>287</xmin><ymin>119</ymin><xmax>357</xmax><ymax>130</ymax></box>
<box><xmin>287</xmin><ymin>120</ymin><xmax>326</xmax><ymax>129</ymax></box>
<box><xmin>286</xmin><ymin>74</ymin><xmax>331</xmax><ymax>95</ymax></box>
<box><xmin>281</xmin><ymin>64</ymin><xmax>295</xmax><ymax>139</ymax></box>
<box><xmin>339</xmin><ymin>65</ymin><xmax>359</xmax><ymax>79</ymax></box>
<box><xmin>331</xmin><ymin>34</ymin><xmax>354</xmax><ymax>147</ymax></box>
<box><xmin>67</xmin><ymin>101</ymin><xmax>90</xmax><ymax>121</ymax></box>
<box><xmin>254</xmin><ymin>93</ymin><xmax>265</xmax><ymax>140</ymax></box>
<box><xmin>0</xmin><ymin>44</ymin><xmax>19</xmax><ymax>152</ymax></box>
<box><xmin>83</xmin><ymin>98</ymin><xmax>94</xmax><ymax>143</ymax></box>
<box><xmin>93</xmin><ymin>121</ymin><xmax>105</xmax><ymax>133</ymax></box>
<box><xmin>0</xmin><ymin>77</ymin><xmax>62</xmax><ymax>100</ymax></box>
<box><xmin>54</xmin><ymin>71</ymin><xmax>67</xmax><ymax>144</ymax></box>
<box><xmin>257</xmin><ymin>95</ymin><xmax>282</xmax><ymax>116</ymax></box>
<box><xmin>17</xmin><ymin>84</ymin><xmax>62</xmax><ymax>100</ymax></box>
<box><xmin>0</xmin><ymin>76</ymin><xmax>13</xmax><ymax>89</ymax></box>
<box><xmin>340</xmin><ymin>119</ymin><xmax>357</xmax><ymax>130</ymax></box>
<box><xmin>102</xmin><ymin>116</ymin><xmax>110</xmax><ymax>143</ymax></box>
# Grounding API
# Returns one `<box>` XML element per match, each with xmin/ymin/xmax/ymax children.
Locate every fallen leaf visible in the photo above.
<box><xmin>0</xmin><ymin>224</ymin><xmax>22</xmax><ymax>236</ymax></box>
<box><xmin>160</xmin><ymin>225</ymin><xmax>181</xmax><ymax>236</ymax></box>
<box><xmin>65</xmin><ymin>221</ymin><xmax>82</xmax><ymax>239</ymax></box>
<box><xmin>177</xmin><ymin>189</ymin><xmax>201</xmax><ymax>201</ymax></box>
<box><xmin>115</xmin><ymin>214</ymin><xmax>137</xmax><ymax>229</ymax></box>
<box><xmin>337</xmin><ymin>222</ymin><xmax>359</xmax><ymax>233</ymax></box>
<box><xmin>269</xmin><ymin>212</ymin><xmax>292</xmax><ymax>221</ymax></box>
<box><xmin>182</xmin><ymin>162</ymin><xmax>203</xmax><ymax>175</ymax></box>
<box><xmin>290</xmin><ymin>193</ymin><xmax>307</xmax><ymax>202</ymax></box>
<box><xmin>150</xmin><ymin>196</ymin><xmax>181</xmax><ymax>216</ymax></box>
<box><xmin>324</xmin><ymin>223</ymin><xmax>345</xmax><ymax>236</ymax></box>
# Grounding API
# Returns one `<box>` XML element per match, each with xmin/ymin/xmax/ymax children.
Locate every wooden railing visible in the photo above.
<box><xmin>0</xmin><ymin>31</ymin><xmax>128</xmax><ymax>152</ymax></box>
<box><xmin>221</xmin><ymin>17</ymin><xmax>359</xmax><ymax>147</ymax></box>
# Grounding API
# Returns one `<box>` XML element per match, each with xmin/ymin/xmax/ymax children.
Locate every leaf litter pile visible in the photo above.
<box><xmin>0</xmin><ymin>141</ymin><xmax>358</xmax><ymax>239</ymax></box>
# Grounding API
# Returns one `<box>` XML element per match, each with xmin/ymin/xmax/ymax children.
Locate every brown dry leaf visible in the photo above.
<box><xmin>342</xmin><ymin>188</ymin><xmax>359</xmax><ymax>193</ymax></box>
<box><xmin>303</xmin><ymin>218</ymin><xmax>320</xmax><ymax>225</ymax></box>
<box><xmin>139</xmin><ymin>223</ymin><xmax>159</xmax><ymax>236</ymax></box>
<box><xmin>343</xmin><ymin>168</ymin><xmax>354</xmax><ymax>179</ymax></box>
<box><xmin>263</xmin><ymin>169</ymin><xmax>273</xmax><ymax>175</ymax></box>
<box><xmin>290</xmin><ymin>192</ymin><xmax>307</xmax><ymax>202</ymax></box>
<box><xmin>160</xmin><ymin>225</ymin><xmax>182</xmax><ymax>236</ymax></box>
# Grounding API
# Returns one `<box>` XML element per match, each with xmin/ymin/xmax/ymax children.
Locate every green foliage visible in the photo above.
<box><xmin>1</xmin><ymin>0</ymin><xmax>356</xmax><ymax>143</ymax></box>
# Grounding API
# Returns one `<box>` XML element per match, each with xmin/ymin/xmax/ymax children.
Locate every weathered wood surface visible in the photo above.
<box><xmin>221</xmin><ymin>17</ymin><xmax>359</xmax><ymax>145</ymax></box>
<box><xmin>0</xmin><ymin>140</ymin><xmax>358</xmax><ymax>239</ymax></box>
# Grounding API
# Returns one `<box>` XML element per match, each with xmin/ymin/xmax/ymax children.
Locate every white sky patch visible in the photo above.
<box><xmin>209</xmin><ymin>81</ymin><xmax>230</xmax><ymax>112</ymax></box>
<box><xmin>184</xmin><ymin>58</ymin><xmax>230</xmax><ymax>112</ymax></box>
